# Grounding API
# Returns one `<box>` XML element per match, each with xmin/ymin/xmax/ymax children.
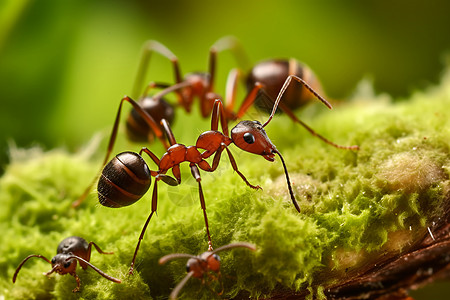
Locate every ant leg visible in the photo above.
<box><xmin>132</xmin><ymin>40</ymin><xmax>182</xmax><ymax>99</ymax></box>
<box><xmin>224</xmin><ymin>68</ymin><xmax>240</xmax><ymax>115</ymax></box>
<box><xmin>169</xmin><ymin>271</ymin><xmax>194</xmax><ymax>300</ymax></box>
<box><xmin>139</xmin><ymin>147</ymin><xmax>161</xmax><ymax>166</ymax></box>
<box><xmin>211</xmin><ymin>36</ymin><xmax>251</xmax><ymax>74</ymax></box>
<box><xmin>141</xmin><ymin>81</ymin><xmax>172</xmax><ymax>98</ymax></box>
<box><xmin>190</xmin><ymin>163</ymin><xmax>213</xmax><ymax>251</ymax></box>
<box><xmin>129</xmin><ymin>181</ymin><xmax>158</xmax><ymax>274</ymax></box>
<box><xmin>71</xmin><ymin>273</ymin><xmax>81</xmax><ymax>293</ymax></box>
<box><xmin>77</xmin><ymin>242</ymin><xmax>113</xmax><ymax>270</ymax></box>
<box><xmin>210</xmin><ymin>144</ymin><xmax>225</xmax><ymax>171</ymax></box>
<box><xmin>234</xmin><ymin>82</ymin><xmax>264</xmax><ymax>119</ymax></box>
<box><xmin>160</xmin><ymin>119</ymin><xmax>177</xmax><ymax>146</ymax></box>
<box><xmin>224</xmin><ymin>147</ymin><xmax>261</xmax><ymax>190</ymax></box>
<box><xmin>278</xmin><ymin>101</ymin><xmax>359</xmax><ymax>150</ymax></box>
<box><xmin>206</xmin><ymin>46</ymin><xmax>217</xmax><ymax>93</ymax></box>
<box><xmin>89</xmin><ymin>242</ymin><xmax>114</xmax><ymax>255</ymax></box>
<box><xmin>263</xmin><ymin>74</ymin><xmax>331</xmax><ymax>127</ymax></box>
<box><xmin>80</xmin><ymin>242</ymin><xmax>114</xmax><ymax>269</ymax></box>
<box><xmin>261</xmin><ymin>75</ymin><xmax>359</xmax><ymax>150</ymax></box>
<box><xmin>210</xmin><ymin>99</ymin><xmax>229</xmax><ymax>137</ymax></box>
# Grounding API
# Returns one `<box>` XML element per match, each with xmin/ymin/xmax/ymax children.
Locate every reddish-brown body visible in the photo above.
<box><xmin>97</xmin><ymin>95</ymin><xmax>301</xmax><ymax>274</ymax></box>
<box><xmin>159</xmin><ymin>242</ymin><xmax>256</xmax><ymax>300</ymax></box>
<box><xmin>157</xmin><ymin>131</ymin><xmax>232</xmax><ymax>176</ymax></box>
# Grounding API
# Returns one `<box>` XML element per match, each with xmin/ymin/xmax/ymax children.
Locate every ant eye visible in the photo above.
<box><xmin>51</xmin><ymin>258</ymin><xmax>56</xmax><ymax>264</ymax></box>
<box><xmin>63</xmin><ymin>261</ymin><xmax>71</xmax><ymax>269</ymax></box>
<box><xmin>186</xmin><ymin>264</ymin><xmax>191</xmax><ymax>273</ymax></box>
<box><xmin>212</xmin><ymin>254</ymin><xmax>220</xmax><ymax>262</ymax></box>
<box><xmin>243</xmin><ymin>132</ymin><xmax>255</xmax><ymax>144</ymax></box>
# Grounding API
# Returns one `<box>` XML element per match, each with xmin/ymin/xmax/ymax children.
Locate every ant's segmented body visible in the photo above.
<box><xmin>159</xmin><ymin>242</ymin><xmax>256</xmax><ymax>300</ymax></box>
<box><xmin>98</xmin><ymin>71</ymin><xmax>321</xmax><ymax>273</ymax></box>
<box><xmin>12</xmin><ymin>236</ymin><xmax>121</xmax><ymax>292</ymax></box>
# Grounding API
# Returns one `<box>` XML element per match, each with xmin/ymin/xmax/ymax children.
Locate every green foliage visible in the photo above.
<box><xmin>1</xmin><ymin>72</ymin><xmax>450</xmax><ymax>299</ymax></box>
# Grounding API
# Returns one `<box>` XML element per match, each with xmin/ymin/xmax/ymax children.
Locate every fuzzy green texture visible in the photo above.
<box><xmin>1</xmin><ymin>72</ymin><xmax>450</xmax><ymax>299</ymax></box>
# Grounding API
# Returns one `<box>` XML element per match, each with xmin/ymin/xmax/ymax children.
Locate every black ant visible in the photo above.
<box><xmin>72</xmin><ymin>36</ymin><xmax>249</xmax><ymax>207</ymax></box>
<box><xmin>97</xmin><ymin>71</ymin><xmax>327</xmax><ymax>274</ymax></box>
<box><xmin>159</xmin><ymin>242</ymin><xmax>256</xmax><ymax>300</ymax></box>
<box><xmin>12</xmin><ymin>236</ymin><xmax>121</xmax><ymax>292</ymax></box>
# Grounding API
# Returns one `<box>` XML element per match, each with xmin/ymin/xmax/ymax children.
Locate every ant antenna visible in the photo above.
<box><xmin>210</xmin><ymin>242</ymin><xmax>256</xmax><ymax>255</ymax></box>
<box><xmin>12</xmin><ymin>255</ymin><xmax>51</xmax><ymax>282</ymax></box>
<box><xmin>65</xmin><ymin>256</ymin><xmax>121</xmax><ymax>283</ymax></box>
<box><xmin>273</xmin><ymin>149</ymin><xmax>300</xmax><ymax>213</ymax></box>
<box><xmin>262</xmin><ymin>74</ymin><xmax>332</xmax><ymax>128</ymax></box>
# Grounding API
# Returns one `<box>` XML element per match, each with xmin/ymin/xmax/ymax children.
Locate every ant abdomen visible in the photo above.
<box><xmin>98</xmin><ymin>151</ymin><xmax>151</xmax><ymax>208</ymax></box>
<box><xmin>246</xmin><ymin>59</ymin><xmax>321</xmax><ymax>112</ymax></box>
<box><xmin>126</xmin><ymin>97</ymin><xmax>175</xmax><ymax>143</ymax></box>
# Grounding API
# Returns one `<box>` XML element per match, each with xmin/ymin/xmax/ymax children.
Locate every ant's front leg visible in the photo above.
<box><xmin>209</xmin><ymin>143</ymin><xmax>261</xmax><ymax>190</ymax></box>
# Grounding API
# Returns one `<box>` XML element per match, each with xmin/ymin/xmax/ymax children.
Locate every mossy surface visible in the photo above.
<box><xmin>1</xmin><ymin>72</ymin><xmax>450</xmax><ymax>299</ymax></box>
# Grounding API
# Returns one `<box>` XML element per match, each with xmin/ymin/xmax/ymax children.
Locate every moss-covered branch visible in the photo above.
<box><xmin>1</xmin><ymin>72</ymin><xmax>450</xmax><ymax>299</ymax></box>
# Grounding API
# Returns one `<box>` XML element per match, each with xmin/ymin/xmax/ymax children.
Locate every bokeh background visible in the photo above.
<box><xmin>1</xmin><ymin>0</ymin><xmax>450</xmax><ymax>297</ymax></box>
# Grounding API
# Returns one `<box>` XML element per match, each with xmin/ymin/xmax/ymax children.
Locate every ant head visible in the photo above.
<box><xmin>185</xmin><ymin>256</ymin><xmax>208</xmax><ymax>278</ymax></box>
<box><xmin>185</xmin><ymin>252</ymin><xmax>221</xmax><ymax>279</ymax></box>
<box><xmin>47</xmin><ymin>253</ymin><xmax>77</xmax><ymax>276</ymax></box>
<box><xmin>231</xmin><ymin>120</ymin><xmax>277</xmax><ymax>161</ymax></box>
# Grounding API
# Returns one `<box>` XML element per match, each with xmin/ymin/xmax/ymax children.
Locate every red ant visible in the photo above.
<box><xmin>97</xmin><ymin>71</ymin><xmax>323</xmax><ymax>273</ymax></box>
<box><xmin>158</xmin><ymin>242</ymin><xmax>256</xmax><ymax>300</ymax></box>
<box><xmin>72</xmin><ymin>36</ymin><xmax>249</xmax><ymax>207</ymax></box>
<box><xmin>12</xmin><ymin>236</ymin><xmax>121</xmax><ymax>292</ymax></box>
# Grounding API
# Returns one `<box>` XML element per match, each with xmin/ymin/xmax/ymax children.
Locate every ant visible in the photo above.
<box><xmin>72</xmin><ymin>36</ymin><xmax>250</xmax><ymax>207</ymax></box>
<box><xmin>97</xmin><ymin>71</ymin><xmax>320</xmax><ymax>273</ymax></box>
<box><xmin>159</xmin><ymin>242</ymin><xmax>256</xmax><ymax>300</ymax></box>
<box><xmin>12</xmin><ymin>236</ymin><xmax>121</xmax><ymax>292</ymax></box>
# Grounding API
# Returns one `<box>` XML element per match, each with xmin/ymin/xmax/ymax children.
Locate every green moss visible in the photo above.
<box><xmin>1</xmin><ymin>71</ymin><xmax>450</xmax><ymax>299</ymax></box>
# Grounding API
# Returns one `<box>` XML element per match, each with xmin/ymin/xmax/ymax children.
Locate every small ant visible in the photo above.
<box><xmin>12</xmin><ymin>236</ymin><xmax>121</xmax><ymax>292</ymax></box>
<box><xmin>73</xmin><ymin>36</ymin><xmax>249</xmax><ymax>207</ymax></box>
<box><xmin>159</xmin><ymin>242</ymin><xmax>256</xmax><ymax>300</ymax></box>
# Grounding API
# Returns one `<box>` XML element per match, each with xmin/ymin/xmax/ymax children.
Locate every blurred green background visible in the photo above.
<box><xmin>1</xmin><ymin>0</ymin><xmax>450</xmax><ymax>171</ymax></box>
<box><xmin>1</xmin><ymin>0</ymin><xmax>450</xmax><ymax>297</ymax></box>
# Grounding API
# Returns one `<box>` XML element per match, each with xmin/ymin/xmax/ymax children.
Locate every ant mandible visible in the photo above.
<box><xmin>72</xmin><ymin>36</ymin><xmax>249</xmax><ymax>207</ymax></box>
<box><xmin>12</xmin><ymin>236</ymin><xmax>121</xmax><ymax>292</ymax></box>
<box><xmin>97</xmin><ymin>72</ymin><xmax>317</xmax><ymax>273</ymax></box>
<box><xmin>159</xmin><ymin>242</ymin><xmax>256</xmax><ymax>300</ymax></box>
